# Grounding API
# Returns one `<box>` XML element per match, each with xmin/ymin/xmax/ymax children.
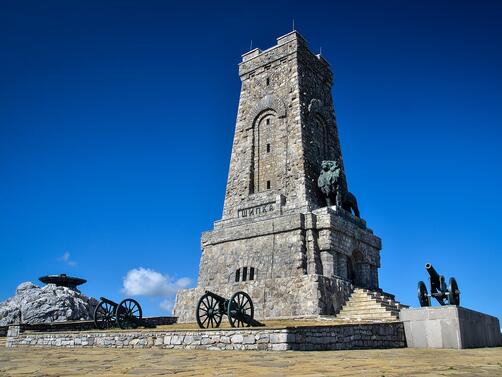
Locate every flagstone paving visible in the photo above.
<box><xmin>1</xmin><ymin>346</ymin><xmax>501</xmax><ymax>376</ymax></box>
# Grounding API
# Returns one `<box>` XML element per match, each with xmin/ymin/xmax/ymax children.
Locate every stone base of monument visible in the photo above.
<box><xmin>400</xmin><ymin>306</ymin><xmax>502</xmax><ymax>349</ymax></box>
<box><xmin>6</xmin><ymin>322</ymin><xmax>406</xmax><ymax>351</ymax></box>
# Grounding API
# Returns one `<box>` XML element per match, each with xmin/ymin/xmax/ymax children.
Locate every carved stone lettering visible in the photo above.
<box><xmin>238</xmin><ymin>202</ymin><xmax>275</xmax><ymax>218</ymax></box>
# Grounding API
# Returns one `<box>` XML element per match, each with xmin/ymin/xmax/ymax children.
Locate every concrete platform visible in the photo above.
<box><xmin>400</xmin><ymin>306</ymin><xmax>502</xmax><ymax>349</ymax></box>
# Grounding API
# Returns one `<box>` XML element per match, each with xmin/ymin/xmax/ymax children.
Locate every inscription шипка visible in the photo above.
<box><xmin>238</xmin><ymin>202</ymin><xmax>275</xmax><ymax>218</ymax></box>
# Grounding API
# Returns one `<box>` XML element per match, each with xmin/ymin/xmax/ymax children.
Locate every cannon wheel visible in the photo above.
<box><xmin>228</xmin><ymin>291</ymin><xmax>254</xmax><ymax>328</ymax></box>
<box><xmin>417</xmin><ymin>281</ymin><xmax>430</xmax><ymax>307</ymax></box>
<box><xmin>94</xmin><ymin>300</ymin><xmax>116</xmax><ymax>329</ymax></box>
<box><xmin>196</xmin><ymin>292</ymin><xmax>223</xmax><ymax>329</ymax></box>
<box><xmin>448</xmin><ymin>277</ymin><xmax>460</xmax><ymax>306</ymax></box>
<box><xmin>116</xmin><ymin>298</ymin><xmax>142</xmax><ymax>329</ymax></box>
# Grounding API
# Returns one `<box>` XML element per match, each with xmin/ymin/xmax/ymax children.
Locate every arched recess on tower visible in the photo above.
<box><xmin>248</xmin><ymin>94</ymin><xmax>287</xmax><ymax>123</ymax></box>
<box><xmin>247</xmin><ymin>94</ymin><xmax>287</xmax><ymax>195</ymax></box>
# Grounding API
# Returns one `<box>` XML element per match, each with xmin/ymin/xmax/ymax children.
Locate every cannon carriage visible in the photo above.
<box><xmin>196</xmin><ymin>290</ymin><xmax>264</xmax><ymax>329</ymax></box>
<box><xmin>417</xmin><ymin>263</ymin><xmax>460</xmax><ymax>307</ymax></box>
<box><xmin>93</xmin><ymin>296</ymin><xmax>154</xmax><ymax>329</ymax></box>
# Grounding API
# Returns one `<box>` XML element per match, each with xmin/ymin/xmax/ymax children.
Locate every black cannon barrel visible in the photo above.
<box><xmin>99</xmin><ymin>296</ymin><xmax>119</xmax><ymax>307</ymax></box>
<box><xmin>204</xmin><ymin>290</ymin><xmax>227</xmax><ymax>304</ymax></box>
<box><xmin>425</xmin><ymin>263</ymin><xmax>440</xmax><ymax>281</ymax></box>
<box><xmin>425</xmin><ymin>263</ymin><xmax>443</xmax><ymax>295</ymax></box>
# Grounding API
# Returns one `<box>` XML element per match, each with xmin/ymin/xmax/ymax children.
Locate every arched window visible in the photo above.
<box><xmin>250</xmin><ymin>112</ymin><xmax>277</xmax><ymax>194</ymax></box>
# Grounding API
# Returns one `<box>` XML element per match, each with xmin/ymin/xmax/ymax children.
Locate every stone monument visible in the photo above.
<box><xmin>174</xmin><ymin>31</ymin><xmax>383</xmax><ymax>321</ymax></box>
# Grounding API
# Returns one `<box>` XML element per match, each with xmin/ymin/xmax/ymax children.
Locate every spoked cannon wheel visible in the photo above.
<box><xmin>227</xmin><ymin>291</ymin><xmax>254</xmax><ymax>328</ymax></box>
<box><xmin>94</xmin><ymin>300</ymin><xmax>116</xmax><ymax>329</ymax></box>
<box><xmin>417</xmin><ymin>281</ymin><xmax>430</xmax><ymax>307</ymax></box>
<box><xmin>196</xmin><ymin>292</ymin><xmax>223</xmax><ymax>328</ymax></box>
<box><xmin>116</xmin><ymin>298</ymin><xmax>142</xmax><ymax>329</ymax></box>
<box><xmin>448</xmin><ymin>277</ymin><xmax>460</xmax><ymax>306</ymax></box>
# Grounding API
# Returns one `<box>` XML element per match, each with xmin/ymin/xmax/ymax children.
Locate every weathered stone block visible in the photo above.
<box><xmin>230</xmin><ymin>334</ymin><xmax>244</xmax><ymax>344</ymax></box>
<box><xmin>270</xmin><ymin>332</ymin><xmax>288</xmax><ymax>343</ymax></box>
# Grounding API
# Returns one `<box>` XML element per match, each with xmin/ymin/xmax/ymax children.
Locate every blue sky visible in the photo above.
<box><xmin>1</xmin><ymin>0</ymin><xmax>501</xmax><ymax>319</ymax></box>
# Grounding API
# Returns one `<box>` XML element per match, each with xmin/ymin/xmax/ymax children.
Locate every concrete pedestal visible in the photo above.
<box><xmin>400</xmin><ymin>306</ymin><xmax>502</xmax><ymax>349</ymax></box>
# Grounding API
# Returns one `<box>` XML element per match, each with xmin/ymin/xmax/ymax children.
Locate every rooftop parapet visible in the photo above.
<box><xmin>241</xmin><ymin>48</ymin><xmax>262</xmax><ymax>62</ymax></box>
<box><xmin>276</xmin><ymin>30</ymin><xmax>307</xmax><ymax>46</ymax></box>
<box><xmin>239</xmin><ymin>30</ymin><xmax>328</xmax><ymax>77</ymax></box>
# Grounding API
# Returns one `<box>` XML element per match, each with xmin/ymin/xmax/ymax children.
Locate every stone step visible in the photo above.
<box><xmin>335</xmin><ymin>288</ymin><xmax>404</xmax><ymax>322</ymax></box>
<box><xmin>337</xmin><ymin>313</ymin><xmax>399</xmax><ymax>320</ymax></box>
<box><xmin>338</xmin><ymin>309</ymin><xmax>399</xmax><ymax>317</ymax></box>
<box><xmin>351</xmin><ymin>296</ymin><xmax>398</xmax><ymax>306</ymax></box>
<box><xmin>337</xmin><ymin>317</ymin><xmax>398</xmax><ymax>323</ymax></box>
<box><xmin>343</xmin><ymin>304</ymin><xmax>402</xmax><ymax>314</ymax></box>
<box><xmin>351</xmin><ymin>292</ymin><xmax>407</xmax><ymax>309</ymax></box>
<box><xmin>347</xmin><ymin>298</ymin><xmax>392</xmax><ymax>307</ymax></box>
<box><xmin>341</xmin><ymin>304</ymin><xmax>399</xmax><ymax>312</ymax></box>
<box><xmin>369</xmin><ymin>293</ymin><xmax>407</xmax><ymax>306</ymax></box>
<box><xmin>339</xmin><ymin>308</ymin><xmax>399</xmax><ymax>317</ymax></box>
<box><xmin>337</xmin><ymin>316</ymin><xmax>398</xmax><ymax>321</ymax></box>
<box><xmin>342</xmin><ymin>301</ymin><xmax>397</xmax><ymax>309</ymax></box>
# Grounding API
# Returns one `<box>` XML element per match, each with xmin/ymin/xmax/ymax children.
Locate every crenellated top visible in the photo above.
<box><xmin>239</xmin><ymin>31</ymin><xmax>329</xmax><ymax>78</ymax></box>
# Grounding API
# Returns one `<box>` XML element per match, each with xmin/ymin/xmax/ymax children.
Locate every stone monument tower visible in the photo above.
<box><xmin>174</xmin><ymin>31</ymin><xmax>382</xmax><ymax>321</ymax></box>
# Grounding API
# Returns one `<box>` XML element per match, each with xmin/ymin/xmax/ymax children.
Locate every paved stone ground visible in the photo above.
<box><xmin>1</xmin><ymin>345</ymin><xmax>501</xmax><ymax>376</ymax></box>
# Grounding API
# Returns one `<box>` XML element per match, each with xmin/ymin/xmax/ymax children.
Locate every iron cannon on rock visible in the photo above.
<box><xmin>196</xmin><ymin>290</ymin><xmax>264</xmax><ymax>329</ymax></box>
<box><xmin>93</xmin><ymin>297</ymin><xmax>154</xmax><ymax>329</ymax></box>
<box><xmin>417</xmin><ymin>263</ymin><xmax>460</xmax><ymax>307</ymax></box>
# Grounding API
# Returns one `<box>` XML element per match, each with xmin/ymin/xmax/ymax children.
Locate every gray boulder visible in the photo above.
<box><xmin>0</xmin><ymin>281</ymin><xmax>98</xmax><ymax>326</ymax></box>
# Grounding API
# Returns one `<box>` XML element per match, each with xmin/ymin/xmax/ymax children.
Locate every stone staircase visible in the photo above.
<box><xmin>335</xmin><ymin>288</ymin><xmax>408</xmax><ymax>322</ymax></box>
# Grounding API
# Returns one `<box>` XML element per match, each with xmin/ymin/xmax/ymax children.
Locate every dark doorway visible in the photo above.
<box><xmin>346</xmin><ymin>258</ymin><xmax>356</xmax><ymax>284</ymax></box>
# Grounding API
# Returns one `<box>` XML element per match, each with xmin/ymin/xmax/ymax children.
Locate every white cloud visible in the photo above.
<box><xmin>122</xmin><ymin>267</ymin><xmax>192</xmax><ymax>297</ymax></box>
<box><xmin>58</xmin><ymin>251</ymin><xmax>77</xmax><ymax>267</ymax></box>
<box><xmin>160</xmin><ymin>299</ymin><xmax>174</xmax><ymax>313</ymax></box>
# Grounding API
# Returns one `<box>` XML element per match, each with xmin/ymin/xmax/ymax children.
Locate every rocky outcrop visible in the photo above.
<box><xmin>0</xmin><ymin>282</ymin><xmax>98</xmax><ymax>326</ymax></box>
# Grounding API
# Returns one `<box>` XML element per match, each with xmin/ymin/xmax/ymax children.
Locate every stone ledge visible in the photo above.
<box><xmin>0</xmin><ymin>317</ymin><xmax>177</xmax><ymax>337</ymax></box>
<box><xmin>7</xmin><ymin>322</ymin><xmax>406</xmax><ymax>351</ymax></box>
<box><xmin>203</xmin><ymin>208</ymin><xmax>380</xmax><ymax>249</ymax></box>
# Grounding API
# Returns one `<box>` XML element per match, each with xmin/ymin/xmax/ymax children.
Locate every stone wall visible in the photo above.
<box><xmin>7</xmin><ymin>322</ymin><xmax>406</xmax><ymax>351</ymax></box>
<box><xmin>0</xmin><ymin>317</ymin><xmax>177</xmax><ymax>337</ymax></box>
<box><xmin>174</xmin><ymin>275</ymin><xmax>353</xmax><ymax>323</ymax></box>
<box><xmin>175</xmin><ymin>205</ymin><xmax>380</xmax><ymax>322</ymax></box>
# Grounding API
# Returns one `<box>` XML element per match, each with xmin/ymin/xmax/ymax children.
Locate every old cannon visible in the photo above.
<box><xmin>196</xmin><ymin>290</ymin><xmax>264</xmax><ymax>328</ymax></box>
<box><xmin>417</xmin><ymin>263</ymin><xmax>460</xmax><ymax>307</ymax></box>
<box><xmin>94</xmin><ymin>296</ymin><xmax>154</xmax><ymax>329</ymax></box>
